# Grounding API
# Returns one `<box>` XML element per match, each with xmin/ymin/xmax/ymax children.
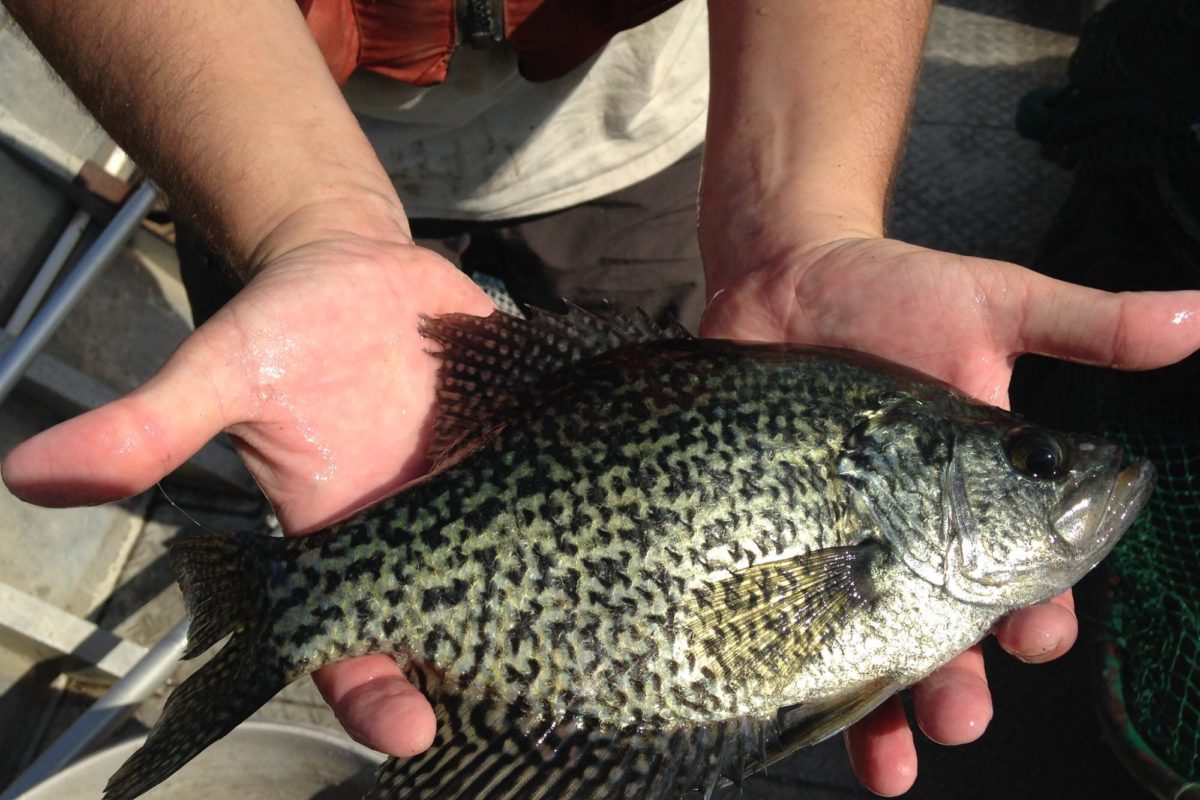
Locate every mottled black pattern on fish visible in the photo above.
<box><xmin>269</xmin><ymin>341</ymin><xmax>914</xmax><ymax>725</ymax></box>
<box><xmin>104</xmin><ymin>307</ymin><xmax>1155</xmax><ymax>800</ymax></box>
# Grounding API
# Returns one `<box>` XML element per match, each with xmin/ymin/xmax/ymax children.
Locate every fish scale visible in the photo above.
<box><xmin>103</xmin><ymin>306</ymin><xmax>1155</xmax><ymax>800</ymax></box>
<box><xmin>348</xmin><ymin>345</ymin><xmax>864</xmax><ymax>724</ymax></box>
<box><xmin>269</xmin><ymin>341</ymin><xmax>873</xmax><ymax>726</ymax></box>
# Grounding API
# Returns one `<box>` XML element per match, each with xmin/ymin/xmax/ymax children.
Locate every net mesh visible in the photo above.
<box><xmin>1016</xmin><ymin>362</ymin><xmax>1200</xmax><ymax>783</ymax></box>
<box><xmin>1010</xmin><ymin>0</ymin><xmax>1200</xmax><ymax>788</ymax></box>
<box><xmin>1108</xmin><ymin>435</ymin><xmax>1200</xmax><ymax>779</ymax></box>
<box><xmin>1038</xmin><ymin>0</ymin><xmax>1200</xmax><ymax>174</ymax></box>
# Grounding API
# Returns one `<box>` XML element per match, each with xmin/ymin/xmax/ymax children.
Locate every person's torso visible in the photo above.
<box><xmin>305</xmin><ymin>0</ymin><xmax>710</xmax><ymax>220</ymax></box>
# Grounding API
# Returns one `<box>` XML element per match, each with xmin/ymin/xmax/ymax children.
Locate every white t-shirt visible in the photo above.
<box><xmin>343</xmin><ymin>0</ymin><xmax>708</xmax><ymax>220</ymax></box>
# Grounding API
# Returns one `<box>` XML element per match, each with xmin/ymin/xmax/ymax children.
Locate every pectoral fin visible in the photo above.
<box><xmin>680</xmin><ymin>542</ymin><xmax>885</xmax><ymax>684</ymax></box>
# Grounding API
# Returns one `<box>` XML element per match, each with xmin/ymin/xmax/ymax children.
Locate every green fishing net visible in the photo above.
<box><xmin>1011</xmin><ymin>0</ymin><xmax>1200</xmax><ymax>794</ymax></box>
<box><xmin>1107</xmin><ymin>431</ymin><xmax>1200</xmax><ymax>787</ymax></box>
<box><xmin>1016</xmin><ymin>360</ymin><xmax>1200</xmax><ymax>794</ymax></box>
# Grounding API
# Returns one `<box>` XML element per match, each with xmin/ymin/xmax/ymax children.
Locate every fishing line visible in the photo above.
<box><xmin>155</xmin><ymin>481</ymin><xmax>219</xmax><ymax>535</ymax></box>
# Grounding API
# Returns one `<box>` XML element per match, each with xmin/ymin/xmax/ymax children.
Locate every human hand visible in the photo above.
<box><xmin>1</xmin><ymin>209</ymin><xmax>494</xmax><ymax>757</ymax></box>
<box><xmin>701</xmin><ymin>234</ymin><xmax>1200</xmax><ymax>795</ymax></box>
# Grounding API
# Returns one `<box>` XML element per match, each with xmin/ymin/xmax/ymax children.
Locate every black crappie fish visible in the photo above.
<box><xmin>106</xmin><ymin>306</ymin><xmax>1154</xmax><ymax>800</ymax></box>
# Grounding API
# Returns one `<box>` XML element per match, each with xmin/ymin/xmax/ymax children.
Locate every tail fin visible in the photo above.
<box><xmin>104</xmin><ymin>533</ymin><xmax>287</xmax><ymax>800</ymax></box>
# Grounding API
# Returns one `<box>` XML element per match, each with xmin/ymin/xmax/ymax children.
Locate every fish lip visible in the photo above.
<box><xmin>1076</xmin><ymin>457</ymin><xmax>1156</xmax><ymax>567</ymax></box>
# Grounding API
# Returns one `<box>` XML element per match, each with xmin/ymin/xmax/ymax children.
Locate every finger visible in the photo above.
<box><xmin>1008</xmin><ymin>275</ymin><xmax>1200</xmax><ymax>369</ymax></box>
<box><xmin>844</xmin><ymin>695</ymin><xmax>917</xmax><ymax>797</ymax></box>
<box><xmin>912</xmin><ymin>645</ymin><xmax>992</xmax><ymax>746</ymax></box>
<box><xmin>994</xmin><ymin>590</ymin><xmax>1077</xmax><ymax>664</ymax></box>
<box><xmin>312</xmin><ymin>656</ymin><xmax>436</xmax><ymax>756</ymax></box>
<box><xmin>1</xmin><ymin>330</ymin><xmax>243</xmax><ymax>507</ymax></box>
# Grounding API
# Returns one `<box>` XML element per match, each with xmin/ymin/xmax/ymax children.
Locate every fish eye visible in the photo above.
<box><xmin>1004</xmin><ymin>427</ymin><xmax>1070</xmax><ymax>480</ymax></box>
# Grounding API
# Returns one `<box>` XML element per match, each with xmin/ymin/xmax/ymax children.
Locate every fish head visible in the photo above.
<box><xmin>936</xmin><ymin>421</ymin><xmax>1155</xmax><ymax>607</ymax></box>
<box><xmin>840</xmin><ymin>407</ymin><xmax>1155</xmax><ymax>609</ymax></box>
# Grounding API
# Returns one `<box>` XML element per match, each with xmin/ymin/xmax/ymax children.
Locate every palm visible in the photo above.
<box><xmin>767</xmin><ymin>243</ymin><xmax>1011</xmax><ymax>402</ymax></box>
<box><xmin>193</xmin><ymin>243</ymin><xmax>492</xmax><ymax>531</ymax></box>
<box><xmin>704</xmin><ymin>237</ymin><xmax>1200</xmax><ymax>407</ymax></box>
<box><xmin>705</xmin><ymin>239</ymin><xmax>1024</xmax><ymax>405</ymax></box>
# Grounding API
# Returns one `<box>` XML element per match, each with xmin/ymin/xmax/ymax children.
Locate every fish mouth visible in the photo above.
<box><xmin>1100</xmin><ymin>458</ymin><xmax>1156</xmax><ymax>544</ymax></box>
<box><xmin>1059</xmin><ymin>456</ymin><xmax>1156</xmax><ymax>570</ymax></box>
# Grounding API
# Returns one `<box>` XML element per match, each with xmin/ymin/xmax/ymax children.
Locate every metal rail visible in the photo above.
<box><xmin>0</xmin><ymin>180</ymin><xmax>157</xmax><ymax>404</ymax></box>
<box><xmin>5</xmin><ymin>210</ymin><xmax>91</xmax><ymax>335</ymax></box>
<box><xmin>0</xmin><ymin>620</ymin><xmax>188</xmax><ymax>800</ymax></box>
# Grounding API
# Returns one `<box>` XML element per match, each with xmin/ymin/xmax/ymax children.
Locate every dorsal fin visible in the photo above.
<box><xmin>419</xmin><ymin>304</ymin><xmax>689</xmax><ymax>466</ymax></box>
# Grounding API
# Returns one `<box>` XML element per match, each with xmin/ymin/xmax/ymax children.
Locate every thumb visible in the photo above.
<box><xmin>312</xmin><ymin>657</ymin><xmax>437</xmax><ymax>757</ymax></box>
<box><xmin>2</xmin><ymin>339</ymin><xmax>243</xmax><ymax>507</ymax></box>
<box><xmin>1011</xmin><ymin>275</ymin><xmax>1200</xmax><ymax>369</ymax></box>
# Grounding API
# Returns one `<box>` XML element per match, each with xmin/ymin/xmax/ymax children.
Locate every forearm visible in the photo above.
<box><xmin>701</xmin><ymin>0</ymin><xmax>933</xmax><ymax>291</ymax></box>
<box><xmin>6</xmin><ymin>0</ymin><xmax>408</xmax><ymax>273</ymax></box>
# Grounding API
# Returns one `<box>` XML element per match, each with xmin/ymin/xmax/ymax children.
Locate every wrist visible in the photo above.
<box><xmin>237</xmin><ymin>197</ymin><xmax>493</xmax><ymax>326</ymax></box>
<box><xmin>701</xmin><ymin>0</ymin><xmax>933</xmax><ymax>303</ymax></box>
<box><xmin>699</xmin><ymin>195</ymin><xmax>883</xmax><ymax>300</ymax></box>
<box><xmin>240</xmin><ymin>184</ymin><xmax>413</xmax><ymax>280</ymax></box>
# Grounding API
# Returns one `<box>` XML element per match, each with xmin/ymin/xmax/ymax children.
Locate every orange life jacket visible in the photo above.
<box><xmin>297</xmin><ymin>0</ymin><xmax>684</xmax><ymax>86</ymax></box>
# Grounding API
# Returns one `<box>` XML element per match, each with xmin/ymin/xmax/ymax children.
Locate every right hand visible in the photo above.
<box><xmin>2</xmin><ymin>208</ymin><xmax>494</xmax><ymax>756</ymax></box>
<box><xmin>701</xmin><ymin>231</ymin><xmax>1200</xmax><ymax>795</ymax></box>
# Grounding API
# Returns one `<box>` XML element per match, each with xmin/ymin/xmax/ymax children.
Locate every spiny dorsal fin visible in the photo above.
<box><xmin>419</xmin><ymin>304</ymin><xmax>689</xmax><ymax>466</ymax></box>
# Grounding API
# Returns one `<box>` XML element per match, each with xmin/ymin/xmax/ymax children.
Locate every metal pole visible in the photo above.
<box><xmin>0</xmin><ymin>619</ymin><xmax>188</xmax><ymax>800</ymax></box>
<box><xmin>5</xmin><ymin>209</ymin><xmax>91</xmax><ymax>335</ymax></box>
<box><xmin>0</xmin><ymin>180</ymin><xmax>157</xmax><ymax>404</ymax></box>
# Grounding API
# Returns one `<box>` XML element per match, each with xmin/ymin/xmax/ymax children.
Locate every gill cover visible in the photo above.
<box><xmin>836</xmin><ymin>405</ymin><xmax>960</xmax><ymax>594</ymax></box>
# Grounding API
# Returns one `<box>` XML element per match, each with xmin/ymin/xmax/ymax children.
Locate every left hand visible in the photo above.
<box><xmin>2</xmin><ymin>213</ymin><xmax>495</xmax><ymax>759</ymax></box>
<box><xmin>701</xmin><ymin>235</ymin><xmax>1200</xmax><ymax>795</ymax></box>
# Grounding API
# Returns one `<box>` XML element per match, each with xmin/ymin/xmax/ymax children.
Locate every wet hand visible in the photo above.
<box><xmin>1</xmin><ymin>222</ymin><xmax>493</xmax><ymax>758</ymax></box>
<box><xmin>701</xmin><ymin>235</ymin><xmax>1200</xmax><ymax>795</ymax></box>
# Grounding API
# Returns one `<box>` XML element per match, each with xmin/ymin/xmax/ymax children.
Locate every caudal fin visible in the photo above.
<box><xmin>104</xmin><ymin>532</ymin><xmax>287</xmax><ymax>800</ymax></box>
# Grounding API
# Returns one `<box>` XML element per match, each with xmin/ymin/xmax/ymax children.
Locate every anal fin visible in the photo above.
<box><xmin>368</xmin><ymin>668</ymin><xmax>770</xmax><ymax>800</ymax></box>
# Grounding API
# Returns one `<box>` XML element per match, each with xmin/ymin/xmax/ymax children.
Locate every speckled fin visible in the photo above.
<box><xmin>680</xmin><ymin>543</ymin><xmax>884</xmax><ymax>683</ymax></box>
<box><xmin>366</xmin><ymin>670</ymin><xmax>769</xmax><ymax>800</ymax></box>
<box><xmin>104</xmin><ymin>534</ymin><xmax>286</xmax><ymax>800</ymax></box>
<box><xmin>419</xmin><ymin>304</ymin><xmax>688</xmax><ymax>466</ymax></box>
